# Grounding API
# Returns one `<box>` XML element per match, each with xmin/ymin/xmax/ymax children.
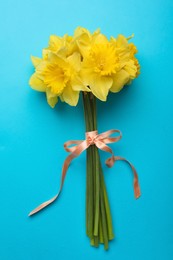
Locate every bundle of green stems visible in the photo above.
<box><xmin>82</xmin><ymin>92</ymin><xmax>114</xmax><ymax>250</ymax></box>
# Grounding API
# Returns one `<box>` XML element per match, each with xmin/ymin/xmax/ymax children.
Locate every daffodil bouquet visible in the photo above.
<box><xmin>29</xmin><ymin>27</ymin><xmax>141</xmax><ymax>250</ymax></box>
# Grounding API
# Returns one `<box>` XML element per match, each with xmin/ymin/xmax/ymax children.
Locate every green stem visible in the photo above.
<box><xmin>100</xmin><ymin>190</ymin><xmax>109</xmax><ymax>250</ymax></box>
<box><xmin>93</xmin><ymin>146</ymin><xmax>99</xmax><ymax>236</ymax></box>
<box><xmin>87</xmin><ymin>147</ymin><xmax>94</xmax><ymax>237</ymax></box>
<box><xmin>82</xmin><ymin>92</ymin><xmax>114</xmax><ymax>249</ymax></box>
<box><xmin>83</xmin><ymin>93</ymin><xmax>93</xmax><ymax>237</ymax></box>
<box><xmin>102</xmin><ymin>174</ymin><xmax>114</xmax><ymax>240</ymax></box>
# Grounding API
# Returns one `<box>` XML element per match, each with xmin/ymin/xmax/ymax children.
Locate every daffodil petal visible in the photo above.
<box><xmin>127</xmin><ymin>33</ymin><xmax>134</xmax><ymax>41</ymax></box>
<box><xmin>77</xmin><ymin>37</ymin><xmax>90</xmax><ymax>57</ymax></box>
<box><xmin>36</xmin><ymin>60</ymin><xmax>48</xmax><ymax>72</ymax></box>
<box><xmin>110</xmin><ymin>69</ymin><xmax>129</xmax><ymax>93</ymax></box>
<box><xmin>71</xmin><ymin>77</ymin><xmax>90</xmax><ymax>92</ymax></box>
<box><xmin>42</xmin><ymin>49</ymin><xmax>49</xmax><ymax>60</ymax></box>
<box><xmin>67</xmin><ymin>52</ymin><xmax>81</xmax><ymax>71</ymax></box>
<box><xmin>93</xmin><ymin>33</ymin><xmax>109</xmax><ymax>45</ymax></box>
<box><xmin>31</xmin><ymin>56</ymin><xmax>42</xmax><ymax>68</ymax></box>
<box><xmin>74</xmin><ymin>27</ymin><xmax>91</xmax><ymax>38</ymax></box>
<box><xmin>46</xmin><ymin>88</ymin><xmax>58</xmax><ymax>108</ymax></box>
<box><xmin>29</xmin><ymin>73</ymin><xmax>46</xmax><ymax>92</ymax></box>
<box><xmin>124</xmin><ymin>60</ymin><xmax>137</xmax><ymax>79</ymax></box>
<box><xmin>56</xmin><ymin>47</ymin><xmax>67</xmax><ymax>58</ymax></box>
<box><xmin>59</xmin><ymin>95</ymin><xmax>64</xmax><ymax>102</ymax></box>
<box><xmin>76</xmin><ymin>28</ymin><xmax>102</xmax><ymax>58</ymax></box>
<box><xmin>84</xmin><ymin>73</ymin><xmax>113</xmax><ymax>101</ymax></box>
<box><xmin>116</xmin><ymin>35</ymin><xmax>128</xmax><ymax>48</ymax></box>
<box><xmin>48</xmin><ymin>52</ymin><xmax>67</xmax><ymax>68</ymax></box>
<box><xmin>61</xmin><ymin>84</ymin><xmax>79</xmax><ymax>106</ymax></box>
<box><xmin>48</xmin><ymin>35</ymin><xmax>62</xmax><ymax>51</ymax></box>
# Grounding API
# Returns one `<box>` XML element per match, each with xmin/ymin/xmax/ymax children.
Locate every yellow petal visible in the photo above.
<box><xmin>110</xmin><ymin>69</ymin><xmax>129</xmax><ymax>93</ymax></box>
<box><xmin>93</xmin><ymin>28</ymin><xmax>101</xmax><ymax>36</ymax></box>
<box><xmin>76</xmin><ymin>34</ymin><xmax>91</xmax><ymax>57</ymax></box>
<box><xmin>67</xmin><ymin>52</ymin><xmax>81</xmax><ymax>71</ymax></box>
<box><xmin>61</xmin><ymin>84</ymin><xmax>79</xmax><ymax>106</ymax></box>
<box><xmin>71</xmin><ymin>76</ymin><xmax>90</xmax><ymax>92</ymax></box>
<box><xmin>36</xmin><ymin>60</ymin><xmax>48</xmax><ymax>73</ymax></box>
<box><xmin>116</xmin><ymin>35</ymin><xmax>128</xmax><ymax>48</ymax></box>
<box><xmin>82</xmin><ymin>71</ymin><xmax>113</xmax><ymax>101</ymax></box>
<box><xmin>42</xmin><ymin>49</ymin><xmax>49</xmax><ymax>60</ymax></box>
<box><xmin>59</xmin><ymin>95</ymin><xmax>64</xmax><ymax>102</ymax></box>
<box><xmin>31</xmin><ymin>56</ymin><xmax>42</xmax><ymax>68</ymax></box>
<box><xmin>93</xmin><ymin>33</ymin><xmax>109</xmax><ymax>45</ymax></box>
<box><xmin>48</xmin><ymin>35</ymin><xmax>62</xmax><ymax>52</ymax></box>
<box><xmin>35</xmin><ymin>61</ymin><xmax>48</xmax><ymax>81</ymax></box>
<box><xmin>127</xmin><ymin>33</ymin><xmax>134</xmax><ymax>41</ymax></box>
<box><xmin>48</xmin><ymin>52</ymin><xmax>67</xmax><ymax>68</ymax></box>
<box><xmin>29</xmin><ymin>73</ymin><xmax>46</xmax><ymax>92</ymax></box>
<box><xmin>56</xmin><ymin>47</ymin><xmax>67</xmax><ymax>58</ymax></box>
<box><xmin>74</xmin><ymin>27</ymin><xmax>91</xmax><ymax>38</ymax></box>
<box><xmin>124</xmin><ymin>60</ymin><xmax>137</xmax><ymax>79</ymax></box>
<box><xmin>75</xmin><ymin>28</ymin><xmax>101</xmax><ymax>58</ymax></box>
<box><xmin>46</xmin><ymin>88</ymin><xmax>58</xmax><ymax>108</ymax></box>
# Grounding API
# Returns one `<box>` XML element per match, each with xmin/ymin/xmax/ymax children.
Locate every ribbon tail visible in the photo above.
<box><xmin>28</xmin><ymin>194</ymin><xmax>59</xmax><ymax>216</ymax></box>
<box><xmin>28</xmin><ymin>154</ymin><xmax>74</xmax><ymax>216</ymax></box>
<box><xmin>114</xmin><ymin>156</ymin><xmax>141</xmax><ymax>199</ymax></box>
<box><xmin>106</xmin><ymin>155</ymin><xmax>141</xmax><ymax>199</ymax></box>
<box><xmin>29</xmin><ymin>140</ymin><xmax>89</xmax><ymax>216</ymax></box>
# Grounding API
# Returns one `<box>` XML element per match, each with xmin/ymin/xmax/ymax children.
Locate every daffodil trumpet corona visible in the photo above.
<box><xmin>29</xmin><ymin>27</ymin><xmax>140</xmax><ymax>250</ymax></box>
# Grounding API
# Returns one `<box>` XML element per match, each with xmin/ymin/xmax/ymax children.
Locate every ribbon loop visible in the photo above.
<box><xmin>29</xmin><ymin>129</ymin><xmax>141</xmax><ymax>216</ymax></box>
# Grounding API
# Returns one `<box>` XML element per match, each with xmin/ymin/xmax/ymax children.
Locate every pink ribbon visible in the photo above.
<box><xmin>29</xmin><ymin>129</ymin><xmax>141</xmax><ymax>216</ymax></box>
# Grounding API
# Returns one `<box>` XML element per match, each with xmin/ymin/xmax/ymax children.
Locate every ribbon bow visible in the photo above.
<box><xmin>29</xmin><ymin>129</ymin><xmax>141</xmax><ymax>216</ymax></box>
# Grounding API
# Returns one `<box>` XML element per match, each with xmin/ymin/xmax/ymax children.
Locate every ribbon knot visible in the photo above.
<box><xmin>29</xmin><ymin>129</ymin><xmax>141</xmax><ymax>216</ymax></box>
<box><xmin>86</xmin><ymin>130</ymin><xmax>98</xmax><ymax>145</ymax></box>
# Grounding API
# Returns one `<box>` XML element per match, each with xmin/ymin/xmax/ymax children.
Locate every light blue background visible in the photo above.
<box><xmin>0</xmin><ymin>0</ymin><xmax>173</xmax><ymax>259</ymax></box>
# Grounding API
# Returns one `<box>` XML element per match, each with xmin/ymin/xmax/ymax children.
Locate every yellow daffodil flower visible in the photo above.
<box><xmin>78</xmin><ymin>33</ymin><xmax>121</xmax><ymax>101</ymax></box>
<box><xmin>29</xmin><ymin>51</ymin><xmax>89</xmax><ymax>108</ymax></box>
<box><xmin>110</xmin><ymin>34</ymin><xmax>140</xmax><ymax>88</ymax></box>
